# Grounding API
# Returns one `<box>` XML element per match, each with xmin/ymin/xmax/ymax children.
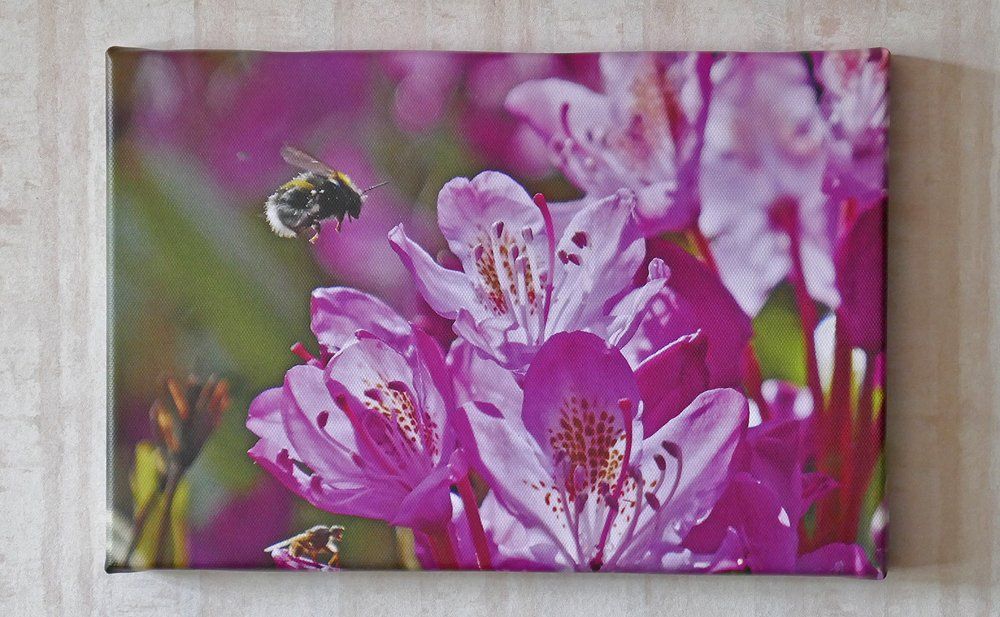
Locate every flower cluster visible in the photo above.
<box><xmin>247</xmin><ymin>50</ymin><xmax>886</xmax><ymax>576</ymax></box>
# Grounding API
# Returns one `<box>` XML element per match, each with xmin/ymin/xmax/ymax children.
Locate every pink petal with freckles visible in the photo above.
<box><xmin>454</xmin><ymin>400</ymin><xmax>577</xmax><ymax>562</ymax></box>
<box><xmin>436</xmin><ymin>172</ymin><xmax>549</xmax><ymax>274</ymax></box>
<box><xmin>520</xmin><ymin>331</ymin><xmax>641</xmax><ymax>460</ymax></box>
<box><xmin>389</xmin><ymin>224</ymin><xmax>490</xmax><ymax>322</ymax></box>
<box><xmin>641</xmin><ymin>388</ymin><xmax>748</xmax><ymax>544</ymax></box>
<box><xmin>281</xmin><ymin>365</ymin><xmax>364</xmax><ymax>480</ymax></box>
<box><xmin>546</xmin><ymin>192</ymin><xmax>645</xmax><ymax>335</ymax></box>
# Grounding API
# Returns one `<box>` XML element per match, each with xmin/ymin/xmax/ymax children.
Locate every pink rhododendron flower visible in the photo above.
<box><xmin>622</xmin><ymin>237</ymin><xmax>752</xmax><ymax>388</ymax></box>
<box><xmin>699</xmin><ymin>53</ymin><xmax>837</xmax><ymax>316</ymax></box>
<box><xmin>684</xmin><ymin>380</ymin><xmax>880</xmax><ymax>577</ymax></box>
<box><xmin>389</xmin><ymin>171</ymin><xmax>666</xmax><ymax>371</ymax></box>
<box><xmin>457</xmin><ymin>331</ymin><xmax>748</xmax><ymax>572</ymax></box>
<box><xmin>247</xmin><ymin>288</ymin><xmax>458</xmax><ymax>535</ymax></box>
<box><xmin>817</xmin><ymin>49</ymin><xmax>889</xmax><ymax>206</ymax></box>
<box><xmin>506</xmin><ymin>52</ymin><xmax>711</xmax><ymax>234</ymax></box>
<box><xmin>384</xmin><ymin>52</ymin><xmax>597</xmax><ymax>177</ymax></box>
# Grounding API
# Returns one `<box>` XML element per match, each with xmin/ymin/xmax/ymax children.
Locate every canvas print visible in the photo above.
<box><xmin>107</xmin><ymin>49</ymin><xmax>888</xmax><ymax>576</ymax></box>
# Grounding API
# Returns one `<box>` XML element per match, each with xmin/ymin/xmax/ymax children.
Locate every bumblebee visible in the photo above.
<box><xmin>265</xmin><ymin>146</ymin><xmax>387</xmax><ymax>243</ymax></box>
<box><xmin>265</xmin><ymin>524</ymin><xmax>345</xmax><ymax>567</ymax></box>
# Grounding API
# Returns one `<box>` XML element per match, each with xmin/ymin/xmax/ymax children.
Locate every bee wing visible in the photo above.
<box><xmin>281</xmin><ymin>146</ymin><xmax>337</xmax><ymax>176</ymax></box>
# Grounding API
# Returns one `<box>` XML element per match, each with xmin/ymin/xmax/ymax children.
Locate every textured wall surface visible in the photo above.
<box><xmin>0</xmin><ymin>1</ymin><xmax>998</xmax><ymax>615</ymax></box>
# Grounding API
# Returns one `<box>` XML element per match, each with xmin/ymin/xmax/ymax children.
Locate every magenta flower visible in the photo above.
<box><xmin>622</xmin><ymin>237</ymin><xmax>752</xmax><ymax>388</ymax></box>
<box><xmin>457</xmin><ymin>331</ymin><xmax>748</xmax><ymax>571</ymax></box>
<box><xmin>384</xmin><ymin>52</ymin><xmax>598</xmax><ymax>177</ymax></box>
<box><xmin>817</xmin><ymin>49</ymin><xmax>889</xmax><ymax>205</ymax></box>
<box><xmin>389</xmin><ymin>172</ymin><xmax>666</xmax><ymax>371</ymax></box>
<box><xmin>683</xmin><ymin>380</ymin><xmax>880</xmax><ymax>577</ymax></box>
<box><xmin>506</xmin><ymin>53</ymin><xmax>711</xmax><ymax>234</ymax></box>
<box><xmin>698</xmin><ymin>52</ymin><xmax>836</xmax><ymax>316</ymax></box>
<box><xmin>247</xmin><ymin>288</ymin><xmax>458</xmax><ymax>535</ymax></box>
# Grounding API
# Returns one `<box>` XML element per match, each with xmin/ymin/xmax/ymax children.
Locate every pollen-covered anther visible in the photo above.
<box><xmin>521</xmin><ymin>226</ymin><xmax>534</xmax><ymax>243</ymax></box>
<box><xmin>566</xmin><ymin>253</ymin><xmax>582</xmax><ymax>266</ymax></box>
<box><xmin>571</xmin><ymin>231</ymin><xmax>588</xmax><ymax>248</ymax></box>
<box><xmin>492</xmin><ymin>220</ymin><xmax>505</xmax><ymax>238</ymax></box>
<box><xmin>557</xmin><ymin>250</ymin><xmax>569</xmax><ymax>264</ymax></box>
<box><xmin>618</xmin><ymin>398</ymin><xmax>633</xmax><ymax>414</ymax></box>
<box><xmin>316</xmin><ymin>411</ymin><xmax>329</xmax><ymax>429</ymax></box>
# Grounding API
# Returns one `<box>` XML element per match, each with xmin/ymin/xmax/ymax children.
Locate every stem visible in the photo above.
<box><xmin>152</xmin><ymin>475</ymin><xmax>179</xmax><ymax>567</ymax></box>
<box><xmin>457</xmin><ymin>475</ymin><xmax>493</xmax><ymax>570</ymax></box>
<box><xmin>776</xmin><ymin>203</ymin><xmax>824</xmax><ymax>416</ymax></box>
<box><xmin>841</xmin><ymin>351</ymin><xmax>878</xmax><ymax>541</ymax></box>
<box><xmin>808</xmin><ymin>313</ymin><xmax>854</xmax><ymax>550</ymax></box>
<box><xmin>123</xmin><ymin>483</ymin><xmax>160</xmax><ymax>566</ymax></box>
<box><xmin>426</xmin><ymin>528</ymin><xmax>460</xmax><ymax>570</ymax></box>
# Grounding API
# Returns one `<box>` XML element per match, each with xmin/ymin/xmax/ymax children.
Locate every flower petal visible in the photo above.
<box><xmin>642</xmin><ymin>388</ymin><xmax>748</xmax><ymax>543</ymax></box>
<box><xmin>623</xmin><ymin>238</ymin><xmax>752</xmax><ymax>388</ymax></box>
<box><xmin>546</xmin><ymin>191</ymin><xmax>645</xmax><ymax>335</ymax></box>
<box><xmin>634</xmin><ymin>331</ymin><xmax>710</xmax><ymax>433</ymax></box>
<box><xmin>310</xmin><ymin>287</ymin><xmax>412</xmax><ymax>355</ymax></box>
<box><xmin>454</xmin><ymin>401</ymin><xmax>577</xmax><ymax>562</ymax></box>
<box><xmin>389</xmin><ymin>223</ymin><xmax>486</xmax><ymax>321</ymax></box>
<box><xmin>521</xmin><ymin>331</ymin><xmax>641</xmax><ymax>461</ymax></box>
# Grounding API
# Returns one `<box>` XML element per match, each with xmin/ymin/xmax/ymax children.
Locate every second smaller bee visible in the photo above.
<box><xmin>265</xmin><ymin>524</ymin><xmax>345</xmax><ymax>567</ymax></box>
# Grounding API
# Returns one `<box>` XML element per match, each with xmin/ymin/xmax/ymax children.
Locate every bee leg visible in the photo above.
<box><xmin>328</xmin><ymin>551</ymin><xmax>340</xmax><ymax>568</ymax></box>
<box><xmin>308</xmin><ymin>224</ymin><xmax>321</xmax><ymax>244</ymax></box>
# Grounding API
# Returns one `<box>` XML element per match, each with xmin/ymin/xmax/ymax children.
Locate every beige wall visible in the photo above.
<box><xmin>1</xmin><ymin>1</ymin><xmax>997</xmax><ymax>615</ymax></box>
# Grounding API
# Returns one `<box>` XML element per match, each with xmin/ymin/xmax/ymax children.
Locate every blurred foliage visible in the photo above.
<box><xmin>751</xmin><ymin>283</ymin><xmax>828</xmax><ymax>386</ymax></box>
<box><xmin>128</xmin><ymin>442</ymin><xmax>191</xmax><ymax>568</ymax></box>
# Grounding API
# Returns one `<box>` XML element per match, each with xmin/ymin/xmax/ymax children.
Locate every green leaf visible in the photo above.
<box><xmin>128</xmin><ymin>441</ymin><xmax>191</xmax><ymax>568</ymax></box>
<box><xmin>751</xmin><ymin>283</ymin><xmax>808</xmax><ymax>385</ymax></box>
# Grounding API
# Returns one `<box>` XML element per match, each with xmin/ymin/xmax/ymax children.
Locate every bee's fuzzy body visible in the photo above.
<box><xmin>265</xmin><ymin>171</ymin><xmax>363</xmax><ymax>239</ymax></box>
